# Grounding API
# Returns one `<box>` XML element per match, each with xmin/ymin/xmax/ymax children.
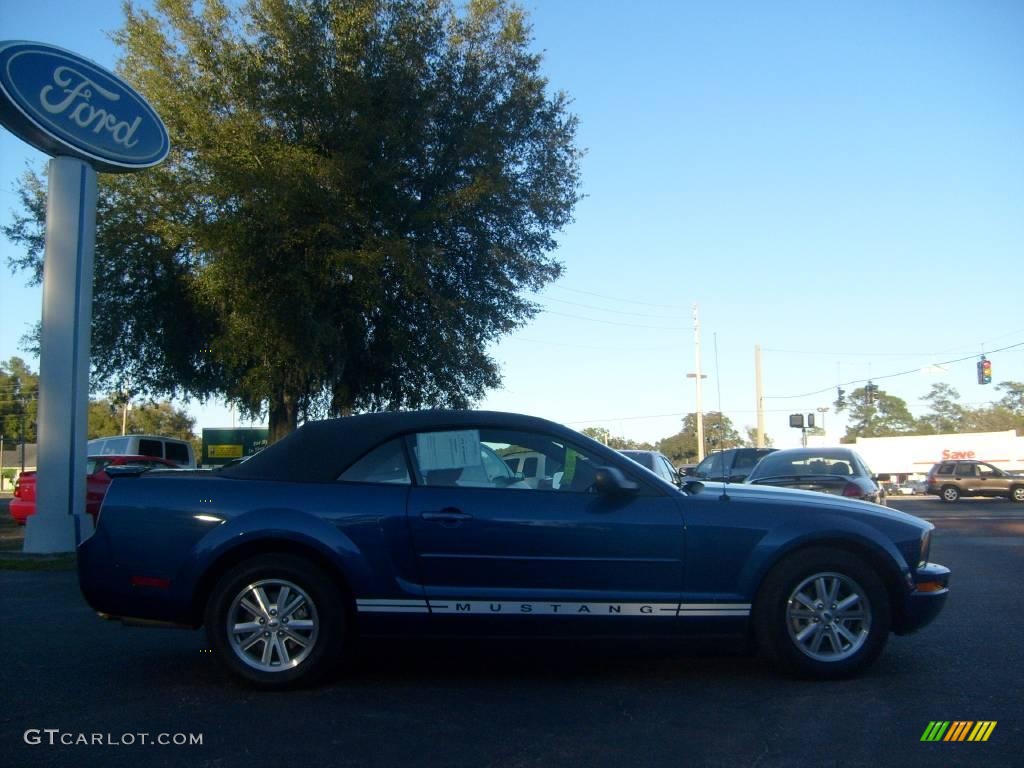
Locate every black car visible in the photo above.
<box><xmin>686</xmin><ymin>447</ymin><xmax>777</xmax><ymax>483</ymax></box>
<box><xmin>745</xmin><ymin>447</ymin><xmax>888</xmax><ymax>505</ymax></box>
<box><xmin>619</xmin><ymin>449</ymin><xmax>683</xmax><ymax>486</ymax></box>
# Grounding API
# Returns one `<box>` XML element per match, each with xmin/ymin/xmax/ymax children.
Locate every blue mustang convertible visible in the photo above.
<box><xmin>78</xmin><ymin>411</ymin><xmax>949</xmax><ymax>688</ymax></box>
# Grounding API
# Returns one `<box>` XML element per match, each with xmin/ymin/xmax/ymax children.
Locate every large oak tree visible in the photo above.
<box><xmin>5</xmin><ymin>0</ymin><xmax>582</xmax><ymax>441</ymax></box>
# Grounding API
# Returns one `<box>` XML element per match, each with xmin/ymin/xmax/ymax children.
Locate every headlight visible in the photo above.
<box><xmin>919</xmin><ymin>529</ymin><xmax>931</xmax><ymax>567</ymax></box>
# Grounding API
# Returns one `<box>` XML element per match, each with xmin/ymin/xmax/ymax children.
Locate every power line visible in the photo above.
<box><xmin>549</xmin><ymin>285</ymin><xmax>689</xmax><ymax>310</ymax></box>
<box><xmin>502</xmin><ymin>336</ymin><xmax>675</xmax><ymax>352</ymax></box>
<box><xmin>765</xmin><ymin>341</ymin><xmax>1024</xmax><ymax>400</ymax></box>
<box><xmin>540</xmin><ymin>309</ymin><xmax>687</xmax><ymax>331</ymax></box>
<box><xmin>541</xmin><ymin>296</ymin><xmax>681</xmax><ymax>320</ymax></box>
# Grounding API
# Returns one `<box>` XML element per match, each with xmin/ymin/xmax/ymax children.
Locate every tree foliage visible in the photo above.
<box><xmin>743</xmin><ymin>426</ymin><xmax>773</xmax><ymax>448</ymax></box>
<box><xmin>579</xmin><ymin>426</ymin><xmax>653</xmax><ymax>451</ymax></box>
<box><xmin>836</xmin><ymin>386</ymin><xmax>916</xmax><ymax>441</ymax></box>
<box><xmin>87</xmin><ymin>398</ymin><xmax>197</xmax><ymax>442</ymax></box>
<box><xmin>4</xmin><ymin>0</ymin><xmax>582</xmax><ymax>442</ymax></box>
<box><xmin>656</xmin><ymin>412</ymin><xmax>742</xmax><ymax>464</ymax></box>
<box><xmin>0</xmin><ymin>357</ymin><xmax>39</xmax><ymax>443</ymax></box>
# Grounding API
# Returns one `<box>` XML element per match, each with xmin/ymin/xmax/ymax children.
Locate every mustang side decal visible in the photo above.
<box><xmin>356</xmin><ymin>599</ymin><xmax>751</xmax><ymax>617</ymax></box>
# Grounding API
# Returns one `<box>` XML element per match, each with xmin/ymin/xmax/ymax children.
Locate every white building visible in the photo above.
<box><xmin>810</xmin><ymin>430</ymin><xmax>1024</xmax><ymax>478</ymax></box>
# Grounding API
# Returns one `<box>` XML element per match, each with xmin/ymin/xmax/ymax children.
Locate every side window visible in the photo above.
<box><xmin>164</xmin><ymin>442</ymin><xmax>189</xmax><ymax>465</ymax></box>
<box><xmin>955</xmin><ymin>463</ymin><xmax>977</xmax><ymax>478</ymax></box>
<box><xmin>978</xmin><ymin>463</ymin><xmax>999</xmax><ymax>478</ymax></box>
<box><xmin>408</xmin><ymin>428</ymin><xmax>631</xmax><ymax>494</ymax></box>
<box><xmin>522</xmin><ymin>456</ymin><xmax>538</xmax><ymax>479</ymax></box>
<box><xmin>137</xmin><ymin>439</ymin><xmax>163</xmax><ymax>458</ymax></box>
<box><xmin>339</xmin><ymin>439</ymin><xmax>411</xmax><ymax>485</ymax></box>
<box><xmin>658</xmin><ymin>456</ymin><xmax>677</xmax><ymax>483</ymax></box>
<box><xmin>938</xmin><ymin>462</ymin><xmax>955</xmax><ymax>475</ymax></box>
<box><xmin>697</xmin><ymin>452</ymin><xmax>724</xmax><ymax>479</ymax></box>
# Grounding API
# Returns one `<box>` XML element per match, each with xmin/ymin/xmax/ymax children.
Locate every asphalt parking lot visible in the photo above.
<box><xmin>1</xmin><ymin>496</ymin><xmax>1021</xmax><ymax>768</ymax></box>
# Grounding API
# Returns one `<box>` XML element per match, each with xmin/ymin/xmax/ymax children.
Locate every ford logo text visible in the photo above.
<box><xmin>0</xmin><ymin>41</ymin><xmax>169</xmax><ymax>173</ymax></box>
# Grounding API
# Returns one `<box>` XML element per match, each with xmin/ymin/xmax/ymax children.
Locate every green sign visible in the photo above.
<box><xmin>201</xmin><ymin>428</ymin><xmax>269</xmax><ymax>466</ymax></box>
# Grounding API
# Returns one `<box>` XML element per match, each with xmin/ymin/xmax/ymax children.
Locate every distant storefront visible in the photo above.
<box><xmin>811</xmin><ymin>430</ymin><xmax>1024</xmax><ymax>477</ymax></box>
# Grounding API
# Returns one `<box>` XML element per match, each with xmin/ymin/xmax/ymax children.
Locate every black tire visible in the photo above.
<box><xmin>205</xmin><ymin>554</ymin><xmax>346</xmax><ymax>689</ymax></box>
<box><xmin>1011</xmin><ymin>486</ymin><xmax>1024</xmax><ymax>503</ymax></box>
<box><xmin>940</xmin><ymin>485</ymin><xmax>960</xmax><ymax>503</ymax></box>
<box><xmin>753</xmin><ymin>547</ymin><xmax>891</xmax><ymax>679</ymax></box>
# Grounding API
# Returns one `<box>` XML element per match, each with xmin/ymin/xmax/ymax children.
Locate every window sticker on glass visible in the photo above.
<box><xmin>416</xmin><ymin>430</ymin><xmax>483</xmax><ymax>471</ymax></box>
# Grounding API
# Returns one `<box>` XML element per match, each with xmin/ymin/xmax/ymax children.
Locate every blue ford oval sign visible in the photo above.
<box><xmin>0</xmin><ymin>41</ymin><xmax>169</xmax><ymax>173</ymax></box>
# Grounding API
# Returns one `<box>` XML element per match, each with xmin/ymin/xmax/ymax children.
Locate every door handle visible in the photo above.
<box><xmin>421</xmin><ymin>508</ymin><xmax>473</xmax><ymax>523</ymax></box>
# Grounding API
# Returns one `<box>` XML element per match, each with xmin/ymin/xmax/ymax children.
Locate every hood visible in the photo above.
<box><xmin>687</xmin><ymin>479</ymin><xmax>930</xmax><ymax>529</ymax></box>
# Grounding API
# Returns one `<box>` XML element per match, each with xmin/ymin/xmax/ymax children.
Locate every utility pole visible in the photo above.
<box><xmin>755</xmin><ymin>344</ymin><xmax>765</xmax><ymax>448</ymax></box>
<box><xmin>687</xmin><ymin>304</ymin><xmax>707</xmax><ymax>461</ymax></box>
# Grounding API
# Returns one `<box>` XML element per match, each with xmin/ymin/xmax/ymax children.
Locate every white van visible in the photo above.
<box><xmin>87</xmin><ymin>435</ymin><xmax>196</xmax><ymax>468</ymax></box>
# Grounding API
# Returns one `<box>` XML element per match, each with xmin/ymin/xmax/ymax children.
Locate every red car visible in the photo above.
<box><xmin>9</xmin><ymin>455</ymin><xmax>179</xmax><ymax>524</ymax></box>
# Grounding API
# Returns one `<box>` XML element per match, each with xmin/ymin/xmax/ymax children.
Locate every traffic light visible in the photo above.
<box><xmin>978</xmin><ymin>357</ymin><xmax>992</xmax><ymax>385</ymax></box>
<box><xmin>864</xmin><ymin>381</ymin><xmax>878</xmax><ymax>405</ymax></box>
<box><xmin>836</xmin><ymin>387</ymin><xmax>846</xmax><ymax>408</ymax></box>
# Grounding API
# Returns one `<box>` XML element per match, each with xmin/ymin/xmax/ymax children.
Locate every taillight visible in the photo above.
<box><xmin>13</xmin><ymin>479</ymin><xmax>21</xmax><ymax>498</ymax></box>
<box><xmin>842</xmin><ymin>482</ymin><xmax>862</xmax><ymax>498</ymax></box>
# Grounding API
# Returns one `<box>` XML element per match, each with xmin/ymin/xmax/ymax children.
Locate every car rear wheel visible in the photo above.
<box><xmin>754</xmin><ymin>548</ymin><xmax>891</xmax><ymax>679</ymax></box>
<box><xmin>205</xmin><ymin>554</ymin><xmax>345</xmax><ymax>689</ymax></box>
<box><xmin>940</xmin><ymin>486</ymin><xmax>960</xmax><ymax>503</ymax></box>
<box><xmin>1011</xmin><ymin>486</ymin><xmax>1024</xmax><ymax>503</ymax></box>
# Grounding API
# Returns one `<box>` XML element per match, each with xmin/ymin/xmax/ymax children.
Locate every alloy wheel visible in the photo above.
<box><xmin>785</xmin><ymin>572</ymin><xmax>871</xmax><ymax>663</ymax></box>
<box><xmin>226</xmin><ymin>578</ymin><xmax>319</xmax><ymax>672</ymax></box>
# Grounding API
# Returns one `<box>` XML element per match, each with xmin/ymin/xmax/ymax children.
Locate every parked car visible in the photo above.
<box><xmin>78</xmin><ymin>410</ymin><xmax>948</xmax><ymax>688</ymax></box>
<box><xmin>925</xmin><ymin>460</ymin><xmax>1024</xmax><ymax>503</ymax></box>
<box><xmin>88</xmin><ymin>434</ymin><xmax>196</xmax><ymax>468</ymax></box>
<box><xmin>619</xmin><ymin>449</ymin><xmax>683</xmax><ymax>486</ymax></box>
<box><xmin>744</xmin><ymin>447</ymin><xmax>888</xmax><ymax>505</ymax></box>
<box><xmin>9</xmin><ymin>455</ymin><xmax>180</xmax><ymax>524</ymax></box>
<box><xmin>686</xmin><ymin>447</ymin><xmax>777</xmax><ymax>483</ymax></box>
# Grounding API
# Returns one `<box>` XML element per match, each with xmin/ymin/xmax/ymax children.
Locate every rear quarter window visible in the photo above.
<box><xmin>137</xmin><ymin>439</ymin><xmax>164</xmax><ymax>458</ymax></box>
<box><xmin>164</xmin><ymin>442</ymin><xmax>189</xmax><ymax>465</ymax></box>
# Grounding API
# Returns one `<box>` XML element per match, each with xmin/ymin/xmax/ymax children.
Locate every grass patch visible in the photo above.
<box><xmin>0</xmin><ymin>553</ymin><xmax>77</xmax><ymax>571</ymax></box>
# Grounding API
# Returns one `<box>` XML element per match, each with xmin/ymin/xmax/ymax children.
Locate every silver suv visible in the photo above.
<box><xmin>925</xmin><ymin>460</ymin><xmax>1024</xmax><ymax>503</ymax></box>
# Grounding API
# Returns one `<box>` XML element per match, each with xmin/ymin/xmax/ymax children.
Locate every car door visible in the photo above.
<box><xmin>955</xmin><ymin>462</ymin><xmax>979</xmax><ymax>494</ymax></box>
<box><xmin>976</xmin><ymin>463</ymin><xmax>1007</xmax><ymax>497</ymax></box>
<box><xmin>404</xmin><ymin>427</ymin><xmax>686</xmax><ymax>635</ymax></box>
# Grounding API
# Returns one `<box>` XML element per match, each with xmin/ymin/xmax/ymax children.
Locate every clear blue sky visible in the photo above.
<box><xmin>2</xmin><ymin>0</ymin><xmax>1023</xmax><ymax>448</ymax></box>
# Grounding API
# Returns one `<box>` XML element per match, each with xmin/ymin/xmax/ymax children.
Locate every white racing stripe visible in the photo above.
<box><xmin>357</xmin><ymin>599</ymin><xmax>750</xmax><ymax>617</ymax></box>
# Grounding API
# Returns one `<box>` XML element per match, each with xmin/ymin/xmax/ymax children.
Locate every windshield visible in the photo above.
<box><xmin>750</xmin><ymin>452</ymin><xmax>861</xmax><ymax>479</ymax></box>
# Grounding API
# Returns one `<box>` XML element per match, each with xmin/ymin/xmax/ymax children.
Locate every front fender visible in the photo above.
<box><xmin>737</xmin><ymin>513</ymin><xmax>913</xmax><ymax>600</ymax></box>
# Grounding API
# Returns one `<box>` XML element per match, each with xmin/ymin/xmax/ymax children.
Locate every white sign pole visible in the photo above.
<box><xmin>23</xmin><ymin>156</ymin><xmax>97</xmax><ymax>553</ymax></box>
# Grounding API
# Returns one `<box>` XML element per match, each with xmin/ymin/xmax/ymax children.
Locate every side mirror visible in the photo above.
<box><xmin>684</xmin><ymin>467</ymin><xmax>697</xmax><ymax>477</ymax></box>
<box><xmin>594</xmin><ymin>466</ymin><xmax>639</xmax><ymax>494</ymax></box>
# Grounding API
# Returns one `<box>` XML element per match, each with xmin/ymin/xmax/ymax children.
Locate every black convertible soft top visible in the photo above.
<box><xmin>219</xmin><ymin>410</ymin><xmax>595</xmax><ymax>483</ymax></box>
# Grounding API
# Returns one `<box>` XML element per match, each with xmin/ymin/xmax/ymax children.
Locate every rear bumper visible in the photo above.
<box><xmin>894</xmin><ymin>562</ymin><xmax>950</xmax><ymax>635</ymax></box>
<box><xmin>9</xmin><ymin>499</ymin><xmax>33</xmax><ymax>524</ymax></box>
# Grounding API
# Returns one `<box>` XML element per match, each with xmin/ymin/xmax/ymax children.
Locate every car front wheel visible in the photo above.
<box><xmin>754</xmin><ymin>548</ymin><xmax>891</xmax><ymax>679</ymax></box>
<box><xmin>1011</xmin><ymin>486</ymin><xmax>1024</xmax><ymax>503</ymax></box>
<box><xmin>940</xmin><ymin>486</ymin><xmax>960</xmax><ymax>503</ymax></box>
<box><xmin>205</xmin><ymin>554</ymin><xmax>346</xmax><ymax>689</ymax></box>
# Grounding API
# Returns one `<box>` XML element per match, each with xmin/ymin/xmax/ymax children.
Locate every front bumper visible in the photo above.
<box><xmin>894</xmin><ymin>562</ymin><xmax>950</xmax><ymax>635</ymax></box>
